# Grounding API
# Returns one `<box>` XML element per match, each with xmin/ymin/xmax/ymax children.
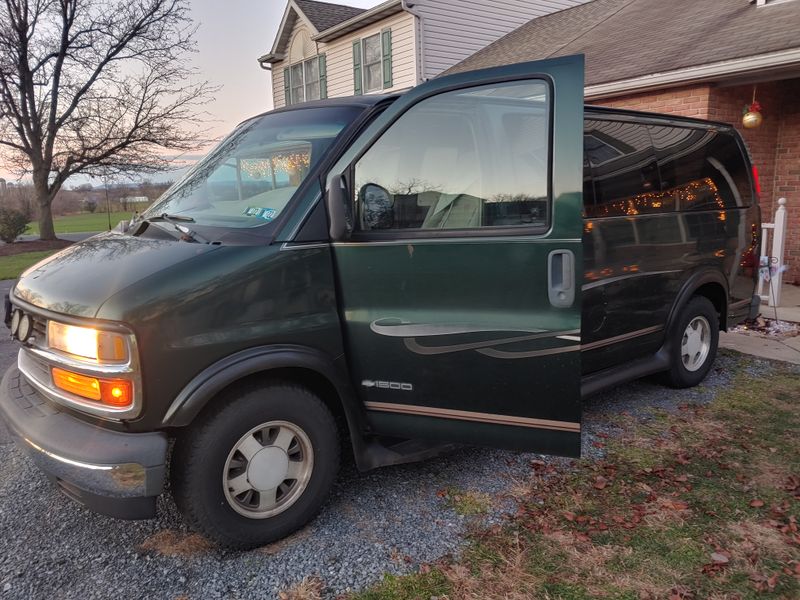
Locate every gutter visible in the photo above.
<box><xmin>312</xmin><ymin>0</ymin><xmax>404</xmax><ymax>43</ymax></box>
<box><xmin>585</xmin><ymin>47</ymin><xmax>800</xmax><ymax>99</ymax></box>
<box><xmin>402</xmin><ymin>0</ymin><xmax>425</xmax><ymax>84</ymax></box>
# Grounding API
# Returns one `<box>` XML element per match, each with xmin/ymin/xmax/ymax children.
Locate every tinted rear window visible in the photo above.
<box><xmin>648</xmin><ymin>125</ymin><xmax>752</xmax><ymax>210</ymax></box>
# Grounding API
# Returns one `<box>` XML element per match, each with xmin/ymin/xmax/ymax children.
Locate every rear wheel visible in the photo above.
<box><xmin>171</xmin><ymin>382</ymin><xmax>339</xmax><ymax>549</ymax></box>
<box><xmin>664</xmin><ymin>296</ymin><xmax>719</xmax><ymax>388</ymax></box>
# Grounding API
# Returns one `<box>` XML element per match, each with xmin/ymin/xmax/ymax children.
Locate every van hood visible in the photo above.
<box><xmin>13</xmin><ymin>233</ymin><xmax>222</xmax><ymax>318</ymax></box>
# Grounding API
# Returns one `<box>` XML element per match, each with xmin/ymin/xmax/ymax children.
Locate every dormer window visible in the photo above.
<box><xmin>284</xmin><ymin>54</ymin><xmax>327</xmax><ymax>106</ymax></box>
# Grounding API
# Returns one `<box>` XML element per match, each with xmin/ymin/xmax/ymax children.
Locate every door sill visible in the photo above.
<box><xmin>581</xmin><ymin>346</ymin><xmax>671</xmax><ymax>399</ymax></box>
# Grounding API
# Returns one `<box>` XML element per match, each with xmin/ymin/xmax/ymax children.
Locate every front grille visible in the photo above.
<box><xmin>31</xmin><ymin>317</ymin><xmax>47</xmax><ymax>349</ymax></box>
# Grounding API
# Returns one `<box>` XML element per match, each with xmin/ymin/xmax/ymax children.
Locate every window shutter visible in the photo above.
<box><xmin>319</xmin><ymin>54</ymin><xmax>327</xmax><ymax>99</ymax></box>
<box><xmin>283</xmin><ymin>67</ymin><xmax>291</xmax><ymax>106</ymax></box>
<box><xmin>352</xmin><ymin>41</ymin><xmax>362</xmax><ymax>95</ymax></box>
<box><xmin>382</xmin><ymin>28</ymin><xmax>392</xmax><ymax>89</ymax></box>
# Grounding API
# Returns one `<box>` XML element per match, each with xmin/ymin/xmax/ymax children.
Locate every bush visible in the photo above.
<box><xmin>0</xmin><ymin>208</ymin><xmax>31</xmax><ymax>243</ymax></box>
<box><xmin>84</xmin><ymin>199</ymin><xmax>98</xmax><ymax>213</ymax></box>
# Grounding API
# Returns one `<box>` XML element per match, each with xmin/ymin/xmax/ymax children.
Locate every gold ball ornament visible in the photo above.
<box><xmin>742</xmin><ymin>110</ymin><xmax>763</xmax><ymax>129</ymax></box>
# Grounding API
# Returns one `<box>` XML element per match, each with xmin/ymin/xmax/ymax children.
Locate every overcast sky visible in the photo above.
<box><xmin>0</xmin><ymin>0</ymin><xmax>380</xmax><ymax>183</ymax></box>
<box><xmin>191</xmin><ymin>0</ymin><xmax>378</xmax><ymax>138</ymax></box>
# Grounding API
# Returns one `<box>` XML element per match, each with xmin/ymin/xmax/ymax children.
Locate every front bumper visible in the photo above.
<box><xmin>0</xmin><ymin>366</ymin><xmax>167</xmax><ymax>519</ymax></box>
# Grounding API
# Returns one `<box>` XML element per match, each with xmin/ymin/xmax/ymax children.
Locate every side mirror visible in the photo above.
<box><xmin>325</xmin><ymin>173</ymin><xmax>350</xmax><ymax>241</ymax></box>
<box><xmin>360</xmin><ymin>183</ymin><xmax>393</xmax><ymax>230</ymax></box>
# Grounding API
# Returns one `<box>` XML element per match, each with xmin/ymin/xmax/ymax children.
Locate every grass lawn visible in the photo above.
<box><xmin>26</xmin><ymin>211</ymin><xmax>132</xmax><ymax>235</ymax></box>
<box><xmin>0</xmin><ymin>250</ymin><xmax>61</xmax><ymax>280</ymax></box>
<box><xmin>339</xmin><ymin>362</ymin><xmax>800</xmax><ymax>600</ymax></box>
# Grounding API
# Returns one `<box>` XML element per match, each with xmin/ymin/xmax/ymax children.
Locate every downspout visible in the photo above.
<box><xmin>257</xmin><ymin>59</ymin><xmax>274</xmax><ymax>107</ymax></box>
<box><xmin>401</xmin><ymin>0</ymin><xmax>426</xmax><ymax>84</ymax></box>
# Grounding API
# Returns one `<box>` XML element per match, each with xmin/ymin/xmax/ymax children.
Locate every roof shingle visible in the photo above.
<box><xmin>445</xmin><ymin>0</ymin><xmax>800</xmax><ymax>85</ymax></box>
<box><xmin>294</xmin><ymin>0</ymin><xmax>366</xmax><ymax>32</ymax></box>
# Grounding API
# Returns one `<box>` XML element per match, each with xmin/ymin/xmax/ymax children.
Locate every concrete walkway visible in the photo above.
<box><xmin>760</xmin><ymin>283</ymin><xmax>800</xmax><ymax>323</ymax></box>
<box><xmin>720</xmin><ymin>330</ymin><xmax>800</xmax><ymax>365</ymax></box>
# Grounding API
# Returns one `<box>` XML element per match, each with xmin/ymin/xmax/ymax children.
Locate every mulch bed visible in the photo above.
<box><xmin>0</xmin><ymin>239</ymin><xmax>72</xmax><ymax>257</ymax></box>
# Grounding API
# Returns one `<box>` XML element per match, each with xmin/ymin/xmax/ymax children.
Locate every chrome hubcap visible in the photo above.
<box><xmin>223</xmin><ymin>420</ymin><xmax>313</xmax><ymax>519</ymax></box>
<box><xmin>681</xmin><ymin>316</ymin><xmax>711</xmax><ymax>372</ymax></box>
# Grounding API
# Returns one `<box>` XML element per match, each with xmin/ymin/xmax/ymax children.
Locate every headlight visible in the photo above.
<box><xmin>47</xmin><ymin>321</ymin><xmax>130</xmax><ymax>363</ymax></box>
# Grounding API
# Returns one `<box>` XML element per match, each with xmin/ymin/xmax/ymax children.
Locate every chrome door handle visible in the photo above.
<box><xmin>548</xmin><ymin>250</ymin><xmax>575</xmax><ymax>308</ymax></box>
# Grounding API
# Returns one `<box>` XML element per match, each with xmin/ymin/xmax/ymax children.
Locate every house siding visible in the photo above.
<box><xmin>413</xmin><ymin>0</ymin><xmax>589</xmax><ymax>80</ymax></box>
<box><xmin>271</xmin><ymin>11</ymin><xmax>418</xmax><ymax>109</ymax></box>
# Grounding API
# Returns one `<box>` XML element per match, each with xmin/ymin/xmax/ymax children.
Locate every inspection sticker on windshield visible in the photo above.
<box><xmin>244</xmin><ymin>207</ymin><xmax>277</xmax><ymax>221</ymax></box>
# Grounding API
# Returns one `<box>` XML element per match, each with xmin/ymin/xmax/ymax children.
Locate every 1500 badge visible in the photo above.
<box><xmin>362</xmin><ymin>380</ymin><xmax>413</xmax><ymax>391</ymax></box>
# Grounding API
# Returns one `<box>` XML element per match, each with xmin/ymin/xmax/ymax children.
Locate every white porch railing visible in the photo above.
<box><xmin>758</xmin><ymin>197</ymin><xmax>788</xmax><ymax>307</ymax></box>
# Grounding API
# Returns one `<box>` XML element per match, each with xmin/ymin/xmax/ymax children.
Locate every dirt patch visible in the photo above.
<box><xmin>729</xmin><ymin>521</ymin><xmax>793</xmax><ymax>564</ymax></box>
<box><xmin>278</xmin><ymin>576</ymin><xmax>325</xmax><ymax>600</ymax></box>
<box><xmin>137</xmin><ymin>529</ymin><xmax>212</xmax><ymax>557</ymax></box>
<box><xmin>259</xmin><ymin>526</ymin><xmax>312</xmax><ymax>555</ymax></box>
<box><xmin>0</xmin><ymin>239</ymin><xmax>71</xmax><ymax>257</ymax></box>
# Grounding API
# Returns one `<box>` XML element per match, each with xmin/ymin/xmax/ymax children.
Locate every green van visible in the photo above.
<box><xmin>0</xmin><ymin>56</ymin><xmax>760</xmax><ymax>548</ymax></box>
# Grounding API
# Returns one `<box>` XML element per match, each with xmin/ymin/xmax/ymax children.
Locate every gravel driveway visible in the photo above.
<box><xmin>0</xmin><ymin>290</ymin><xmax>784</xmax><ymax>598</ymax></box>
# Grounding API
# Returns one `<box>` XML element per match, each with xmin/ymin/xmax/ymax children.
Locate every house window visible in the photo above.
<box><xmin>353</xmin><ymin>29</ymin><xmax>392</xmax><ymax>95</ymax></box>
<box><xmin>284</xmin><ymin>55</ymin><xmax>326</xmax><ymax>106</ymax></box>
<box><xmin>362</xmin><ymin>34</ymin><xmax>383</xmax><ymax>93</ymax></box>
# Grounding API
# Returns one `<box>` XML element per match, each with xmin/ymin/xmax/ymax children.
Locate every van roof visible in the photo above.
<box><xmin>585</xmin><ymin>105</ymin><xmax>733</xmax><ymax>131</ymax></box>
<box><xmin>251</xmin><ymin>93</ymin><xmax>734</xmax><ymax>132</ymax></box>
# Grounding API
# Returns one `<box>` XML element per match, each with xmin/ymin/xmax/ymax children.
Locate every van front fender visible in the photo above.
<box><xmin>162</xmin><ymin>345</ymin><xmax>365</xmax><ymax>435</ymax></box>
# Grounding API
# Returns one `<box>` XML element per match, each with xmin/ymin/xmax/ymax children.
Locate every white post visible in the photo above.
<box><xmin>769</xmin><ymin>197</ymin><xmax>787</xmax><ymax>307</ymax></box>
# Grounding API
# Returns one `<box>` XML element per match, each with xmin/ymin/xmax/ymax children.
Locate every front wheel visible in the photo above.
<box><xmin>663</xmin><ymin>296</ymin><xmax>719</xmax><ymax>388</ymax></box>
<box><xmin>171</xmin><ymin>382</ymin><xmax>340</xmax><ymax>549</ymax></box>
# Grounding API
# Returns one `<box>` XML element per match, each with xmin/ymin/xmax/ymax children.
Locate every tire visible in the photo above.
<box><xmin>171</xmin><ymin>381</ymin><xmax>340</xmax><ymax>549</ymax></box>
<box><xmin>663</xmin><ymin>295</ymin><xmax>719</xmax><ymax>389</ymax></box>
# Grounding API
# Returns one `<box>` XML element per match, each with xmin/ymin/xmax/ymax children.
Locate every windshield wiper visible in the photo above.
<box><xmin>145</xmin><ymin>213</ymin><xmax>209</xmax><ymax>243</ymax></box>
<box><xmin>146</xmin><ymin>213</ymin><xmax>195</xmax><ymax>224</ymax></box>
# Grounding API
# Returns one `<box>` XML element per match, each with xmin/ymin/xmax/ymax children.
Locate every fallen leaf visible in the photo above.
<box><xmin>749</xmin><ymin>499</ymin><xmax>765</xmax><ymax>508</ymax></box>
<box><xmin>593</xmin><ymin>476</ymin><xmax>608</xmax><ymax>490</ymax></box>
<box><xmin>710</xmin><ymin>552</ymin><xmax>729</xmax><ymax>564</ymax></box>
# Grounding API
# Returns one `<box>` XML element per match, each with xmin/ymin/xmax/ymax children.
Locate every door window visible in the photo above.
<box><xmin>353</xmin><ymin>80</ymin><xmax>550</xmax><ymax>232</ymax></box>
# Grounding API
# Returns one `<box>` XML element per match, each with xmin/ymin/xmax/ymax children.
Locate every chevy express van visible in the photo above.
<box><xmin>0</xmin><ymin>56</ymin><xmax>760</xmax><ymax>548</ymax></box>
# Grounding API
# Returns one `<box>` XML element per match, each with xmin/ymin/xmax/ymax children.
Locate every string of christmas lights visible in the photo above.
<box><xmin>586</xmin><ymin>177</ymin><xmax>724</xmax><ymax>218</ymax></box>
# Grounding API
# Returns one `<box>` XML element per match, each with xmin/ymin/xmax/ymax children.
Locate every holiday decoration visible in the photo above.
<box><xmin>742</xmin><ymin>87</ymin><xmax>763</xmax><ymax>129</ymax></box>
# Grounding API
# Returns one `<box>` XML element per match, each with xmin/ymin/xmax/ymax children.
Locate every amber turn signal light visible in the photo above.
<box><xmin>51</xmin><ymin>367</ymin><xmax>133</xmax><ymax>408</ymax></box>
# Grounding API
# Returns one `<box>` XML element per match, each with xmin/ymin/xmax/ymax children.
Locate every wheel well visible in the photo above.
<box><xmin>192</xmin><ymin>367</ymin><xmax>352</xmax><ymax>451</ymax></box>
<box><xmin>692</xmin><ymin>282</ymin><xmax>727</xmax><ymax>330</ymax></box>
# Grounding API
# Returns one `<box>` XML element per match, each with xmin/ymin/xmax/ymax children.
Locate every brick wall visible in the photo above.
<box><xmin>594</xmin><ymin>78</ymin><xmax>800</xmax><ymax>283</ymax></box>
<box><xmin>597</xmin><ymin>84</ymin><xmax>714</xmax><ymax>119</ymax></box>
<box><xmin>774</xmin><ymin>80</ymin><xmax>800</xmax><ymax>282</ymax></box>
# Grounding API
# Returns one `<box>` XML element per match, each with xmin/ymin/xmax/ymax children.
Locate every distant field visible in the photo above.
<box><xmin>26</xmin><ymin>211</ymin><xmax>133</xmax><ymax>235</ymax></box>
<box><xmin>0</xmin><ymin>250</ymin><xmax>60</xmax><ymax>280</ymax></box>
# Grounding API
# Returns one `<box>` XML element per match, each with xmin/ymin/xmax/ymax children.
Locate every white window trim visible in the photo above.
<box><xmin>361</xmin><ymin>33</ymin><xmax>384</xmax><ymax>94</ymax></box>
<box><xmin>287</xmin><ymin>56</ymin><xmax>321</xmax><ymax>105</ymax></box>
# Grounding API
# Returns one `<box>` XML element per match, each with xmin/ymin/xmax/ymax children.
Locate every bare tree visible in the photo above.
<box><xmin>0</xmin><ymin>0</ymin><xmax>213</xmax><ymax>239</ymax></box>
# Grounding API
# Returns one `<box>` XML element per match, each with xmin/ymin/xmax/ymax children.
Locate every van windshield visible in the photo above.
<box><xmin>144</xmin><ymin>106</ymin><xmax>361</xmax><ymax>229</ymax></box>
